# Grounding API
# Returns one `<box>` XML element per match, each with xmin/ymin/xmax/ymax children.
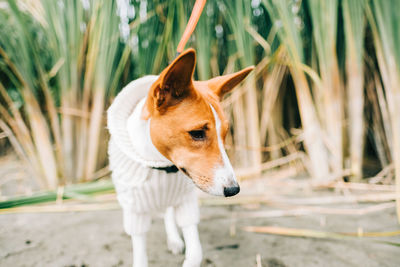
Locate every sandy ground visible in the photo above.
<box><xmin>1</xmin><ymin>155</ymin><xmax>399</xmax><ymax>267</ymax></box>
<box><xmin>1</xmin><ymin>202</ymin><xmax>400</xmax><ymax>267</ymax></box>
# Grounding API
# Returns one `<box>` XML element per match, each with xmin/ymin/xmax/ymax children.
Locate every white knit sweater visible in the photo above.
<box><xmin>107</xmin><ymin>76</ymin><xmax>199</xmax><ymax>234</ymax></box>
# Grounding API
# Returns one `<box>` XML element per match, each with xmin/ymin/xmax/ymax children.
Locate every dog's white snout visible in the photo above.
<box><xmin>225</xmin><ymin>176</ymin><xmax>239</xmax><ymax>188</ymax></box>
<box><xmin>222</xmin><ymin>174</ymin><xmax>240</xmax><ymax>197</ymax></box>
<box><xmin>209</xmin><ymin>104</ymin><xmax>240</xmax><ymax>196</ymax></box>
<box><xmin>208</xmin><ymin>166</ymin><xmax>238</xmax><ymax>196</ymax></box>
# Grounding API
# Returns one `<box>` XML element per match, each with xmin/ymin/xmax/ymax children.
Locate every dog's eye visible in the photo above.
<box><xmin>189</xmin><ymin>130</ymin><xmax>206</xmax><ymax>141</ymax></box>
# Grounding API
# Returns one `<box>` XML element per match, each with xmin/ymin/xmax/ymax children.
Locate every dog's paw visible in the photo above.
<box><xmin>182</xmin><ymin>259</ymin><xmax>201</xmax><ymax>267</ymax></box>
<box><xmin>167</xmin><ymin>237</ymin><xmax>185</xmax><ymax>255</ymax></box>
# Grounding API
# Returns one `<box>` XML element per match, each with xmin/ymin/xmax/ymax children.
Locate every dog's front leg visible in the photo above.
<box><xmin>182</xmin><ymin>224</ymin><xmax>202</xmax><ymax>267</ymax></box>
<box><xmin>164</xmin><ymin>206</ymin><xmax>185</xmax><ymax>254</ymax></box>
<box><xmin>132</xmin><ymin>233</ymin><xmax>148</xmax><ymax>267</ymax></box>
<box><xmin>175</xmin><ymin>193</ymin><xmax>202</xmax><ymax>267</ymax></box>
<box><xmin>129</xmin><ymin>213</ymin><xmax>151</xmax><ymax>267</ymax></box>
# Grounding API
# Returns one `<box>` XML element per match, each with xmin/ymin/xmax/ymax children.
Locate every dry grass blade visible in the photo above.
<box><xmin>312</xmin><ymin>181</ymin><xmax>395</xmax><ymax>192</ymax></box>
<box><xmin>235</xmin><ymin>152</ymin><xmax>304</xmax><ymax>179</ymax></box>
<box><xmin>200</xmin><ymin>192</ymin><xmax>397</xmax><ymax>206</ymax></box>
<box><xmin>231</xmin><ymin>202</ymin><xmax>395</xmax><ymax>218</ymax></box>
<box><xmin>242</xmin><ymin>226</ymin><xmax>400</xmax><ymax>242</ymax></box>
<box><xmin>0</xmin><ymin>202</ymin><xmax>119</xmax><ymax>215</ymax></box>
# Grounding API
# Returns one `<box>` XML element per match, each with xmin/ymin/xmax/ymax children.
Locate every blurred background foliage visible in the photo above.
<box><xmin>0</xmin><ymin>0</ymin><xmax>399</xmax><ymax>216</ymax></box>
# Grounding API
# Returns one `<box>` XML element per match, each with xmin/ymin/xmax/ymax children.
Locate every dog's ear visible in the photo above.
<box><xmin>143</xmin><ymin>49</ymin><xmax>196</xmax><ymax>119</ymax></box>
<box><xmin>161</xmin><ymin>48</ymin><xmax>196</xmax><ymax>91</ymax></box>
<box><xmin>208</xmin><ymin>66</ymin><xmax>254</xmax><ymax>99</ymax></box>
<box><xmin>153</xmin><ymin>49</ymin><xmax>196</xmax><ymax>111</ymax></box>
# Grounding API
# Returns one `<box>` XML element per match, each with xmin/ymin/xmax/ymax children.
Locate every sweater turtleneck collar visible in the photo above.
<box><xmin>107</xmin><ymin>75</ymin><xmax>174</xmax><ymax>168</ymax></box>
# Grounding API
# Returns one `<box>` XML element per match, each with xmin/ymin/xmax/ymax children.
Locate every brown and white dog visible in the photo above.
<box><xmin>108</xmin><ymin>48</ymin><xmax>253</xmax><ymax>267</ymax></box>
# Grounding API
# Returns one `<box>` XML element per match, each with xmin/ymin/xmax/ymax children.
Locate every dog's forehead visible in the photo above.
<box><xmin>192</xmin><ymin>81</ymin><xmax>229</xmax><ymax>131</ymax></box>
<box><xmin>175</xmin><ymin>98</ymin><xmax>214</xmax><ymax>125</ymax></box>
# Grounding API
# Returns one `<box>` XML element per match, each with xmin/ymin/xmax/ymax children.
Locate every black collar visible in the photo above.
<box><xmin>151</xmin><ymin>165</ymin><xmax>179</xmax><ymax>173</ymax></box>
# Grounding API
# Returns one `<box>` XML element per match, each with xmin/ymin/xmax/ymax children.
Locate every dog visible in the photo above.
<box><xmin>107</xmin><ymin>48</ymin><xmax>253</xmax><ymax>267</ymax></box>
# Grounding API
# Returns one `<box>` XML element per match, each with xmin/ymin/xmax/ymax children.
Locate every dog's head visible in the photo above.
<box><xmin>142</xmin><ymin>48</ymin><xmax>253</xmax><ymax>197</ymax></box>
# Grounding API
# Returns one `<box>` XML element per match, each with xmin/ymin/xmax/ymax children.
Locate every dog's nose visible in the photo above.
<box><xmin>223</xmin><ymin>186</ymin><xmax>240</xmax><ymax>197</ymax></box>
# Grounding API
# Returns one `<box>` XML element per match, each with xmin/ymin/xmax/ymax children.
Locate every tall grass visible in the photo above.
<box><xmin>222</xmin><ymin>0</ymin><xmax>261</xmax><ymax>171</ymax></box>
<box><xmin>0</xmin><ymin>0</ymin><xmax>128</xmax><ymax>188</ymax></box>
<box><xmin>308</xmin><ymin>0</ymin><xmax>343</xmax><ymax>175</ymax></box>
<box><xmin>342</xmin><ymin>0</ymin><xmax>367</xmax><ymax>181</ymax></box>
<box><xmin>0</xmin><ymin>0</ymin><xmax>400</xmax><ymax>222</ymax></box>
<box><xmin>261</xmin><ymin>0</ymin><xmax>330</xmax><ymax>180</ymax></box>
<box><xmin>367</xmin><ymin>0</ymin><xmax>400</xmax><ymax>220</ymax></box>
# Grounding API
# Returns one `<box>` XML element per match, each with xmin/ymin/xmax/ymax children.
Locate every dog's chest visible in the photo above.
<box><xmin>109</xmin><ymin>138</ymin><xmax>195</xmax><ymax>213</ymax></box>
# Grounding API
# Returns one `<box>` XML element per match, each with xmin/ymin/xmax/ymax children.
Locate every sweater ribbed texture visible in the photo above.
<box><xmin>107</xmin><ymin>76</ymin><xmax>199</xmax><ymax>235</ymax></box>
